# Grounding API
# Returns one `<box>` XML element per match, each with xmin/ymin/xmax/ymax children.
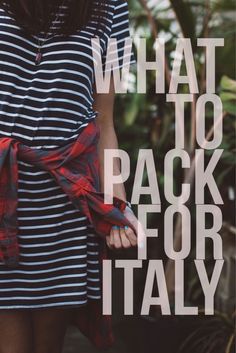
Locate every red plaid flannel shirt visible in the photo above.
<box><xmin>0</xmin><ymin>119</ymin><xmax>136</xmax><ymax>349</ymax></box>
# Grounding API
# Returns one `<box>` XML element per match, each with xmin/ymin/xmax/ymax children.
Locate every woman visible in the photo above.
<box><xmin>0</xmin><ymin>1</ymin><xmax>138</xmax><ymax>352</ymax></box>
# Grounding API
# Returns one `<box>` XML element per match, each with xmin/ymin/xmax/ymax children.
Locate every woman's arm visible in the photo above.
<box><xmin>93</xmin><ymin>77</ymin><xmax>138</xmax><ymax>249</ymax></box>
<box><xmin>93</xmin><ymin>78</ymin><xmax>127</xmax><ymax>201</ymax></box>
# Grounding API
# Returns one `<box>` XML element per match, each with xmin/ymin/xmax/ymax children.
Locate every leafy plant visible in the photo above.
<box><xmin>178</xmin><ymin>311</ymin><xmax>235</xmax><ymax>353</ymax></box>
<box><xmin>115</xmin><ymin>1</ymin><xmax>235</xmax><ymax>350</ymax></box>
<box><xmin>220</xmin><ymin>75</ymin><xmax>236</xmax><ymax>116</ymax></box>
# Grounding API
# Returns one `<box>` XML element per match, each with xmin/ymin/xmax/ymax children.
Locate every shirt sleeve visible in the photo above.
<box><xmin>102</xmin><ymin>0</ymin><xmax>136</xmax><ymax>71</ymax></box>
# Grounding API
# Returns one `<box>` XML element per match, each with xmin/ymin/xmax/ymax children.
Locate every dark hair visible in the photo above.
<box><xmin>0</xmin><ymin>0</ymin><xmax>107</xmax><ymax>35</ymax></box>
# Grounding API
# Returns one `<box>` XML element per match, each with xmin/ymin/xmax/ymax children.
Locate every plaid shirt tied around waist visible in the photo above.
<box><xmin>0</xmin><ymin>119</ymin><xmax>138</xmax><ymax>349</ymax></box>
<box><xmin>0</xmin><ymin>119</ymin><xmax>135</xmax><ymax>268</ymax></box>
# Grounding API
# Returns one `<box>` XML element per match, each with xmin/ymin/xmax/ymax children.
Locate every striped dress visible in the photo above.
<box><xmin>0</xmin><ymin>0</ymin><xmax>135</xmax><ymax>309</ymax></box>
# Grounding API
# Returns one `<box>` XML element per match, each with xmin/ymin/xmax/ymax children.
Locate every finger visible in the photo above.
<box><xmin>106</xmin><ymin>227</ymin><xmax>115</xmax><ymax>249</ymax></box>
<box><xmin>110</xmin><ymin>226</ymin><xmax>120</xmax><ymax>249</ymax></box>
<box><xmin>119</xmin><ymin>227</ymin><xmax>132</xmax><ymax>249</ymax></box>
<box><xmin>124</xmin><ymin>226</ymin><xmax>137</xmax><ymax>247</ymax></box>
<box><xmin>106</xmin><ymin>236</ymin><xmax>112</xmax><ymax>249</ymax></box>
<box><xmin>109</xmin><ymin>229</ymin><xmax>115</xmax><ymax>247</ymax></box>
<box><xmin>113</xmin><ymin>227</ymin><xmax>122</xmax><ymax>249</ymax></box>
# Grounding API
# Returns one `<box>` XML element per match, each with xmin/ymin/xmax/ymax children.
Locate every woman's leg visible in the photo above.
<box><xmin>0</xmin><ymin>310</ymin><xmax>33</xmax><ymax>353</ymax></box>
<box><xmin>32</xmin><ymin>308</ymin><xmax>72</xmax><ymax>353</ymax></box>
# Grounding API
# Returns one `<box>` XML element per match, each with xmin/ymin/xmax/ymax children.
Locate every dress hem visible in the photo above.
<box><xmin>0</xmin><ymin>298</ymin><xmax>101</xmax><ymax>310</ymax></box>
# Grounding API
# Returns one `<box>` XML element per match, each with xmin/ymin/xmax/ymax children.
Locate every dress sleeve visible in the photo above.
<box><xmin>102</xmin><ymin>0</ymin><xmax>136</xmax><ymax>71</ymax></box>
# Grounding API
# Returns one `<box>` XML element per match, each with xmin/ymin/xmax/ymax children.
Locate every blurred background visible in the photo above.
<box><xmin>63</xmin><ymin>1</ymin><xmax>236</xmax><ymax>352</ymax></box>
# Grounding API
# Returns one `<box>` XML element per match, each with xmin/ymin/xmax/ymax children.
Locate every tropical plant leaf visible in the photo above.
<box><xmin>213</xmin><ymin>0</ymin><xmax>236</xmax><ymax>12</ymax></box>
<box><xmin>220</xmin><ymin>92</ymin><xmax>236</xmax><ymax>102</ymax></box>
<box><xmin>226</xmin><ymin>333</ymin><xmax>236</xmax><ymax>353</ymax></box>
<box><xmin>220</xmin><ymin>76</ymin><xmax>236</xmax><ymax>93</ymax></box>
<box><xmin>219</xmin><ymin>76</ymin><xmax>236</xmax><ymax>115</ymax></box>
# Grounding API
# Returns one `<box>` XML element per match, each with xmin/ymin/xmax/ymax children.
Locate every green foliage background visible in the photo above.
<box><xmin>115</xmin><ymin>0</ymin><xmax>235</xmax><ymax>202</ymax></box>
<box><xmin>112</xmin><ymin>2</ymin><xmax>235</xmax><ymax>352</ymax></box>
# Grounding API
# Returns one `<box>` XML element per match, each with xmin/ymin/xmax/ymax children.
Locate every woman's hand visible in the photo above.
<box><xmin>106</xmin><ymin>206</ymin><xmax>145</xmax><ymax>250</ymax></box>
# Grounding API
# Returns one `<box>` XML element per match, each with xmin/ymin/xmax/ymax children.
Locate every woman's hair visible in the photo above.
<box><xmin>0</xmin><ymin>0</ymin><xmax>107</xmax><ymax>35</ymax></box>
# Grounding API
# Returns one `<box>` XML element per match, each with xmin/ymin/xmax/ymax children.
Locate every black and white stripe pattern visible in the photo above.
<box><xmin>0</xmin><ymin>0</ymin><xmax>134</xmax><ymax>309</ymax></box>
